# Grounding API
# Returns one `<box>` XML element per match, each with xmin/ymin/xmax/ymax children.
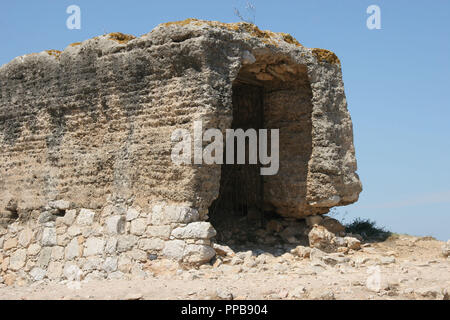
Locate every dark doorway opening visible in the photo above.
<box><xmin>207</xmin><ymin>59</ymin><xmax>314</xmax><ymax>252</ymax></box>
<box><xmin>208</xmin><ymin>81</ymin><xmax>266</xmax><ymax>244</ymax></box>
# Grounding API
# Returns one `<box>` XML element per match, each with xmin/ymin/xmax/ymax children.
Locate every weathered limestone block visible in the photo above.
<box><xmin>48</xmin><ymin>200</ymin><xmax>71</xmax><ymax>211</ymax></box>
<box><xmin>51</xmin><ymin>246</ymin><xmax>65</xmax><ymax>260</ymax></box>
<box><xmin>37</xmin><ymin>247</ymin><xmax>52</xmax><ymax>268</ymax></box>
<box><xmin>162</xmin><ymin>240</ymin><xmax>186</xmax><ymax>261</ymax></box>
<box><xmin>130</xmin><ymin>218</ymin><xmax>147</xmax><ymax>235</ymax></box>
<box><xmin>84</xmin><ymin>237</ymin><xmax>105</xmax><ymax>256</ymax></box>
<box><xmin>27</xmin><ymin>243</ymin><xmax>41</xmax><ymax>256</ymax></box>
<box><xmin>3</xmin><ymin>237</ymin><xmax>18</xmax><ymax>251</ymax></box>
<box><xmin>149</xmin><ymin>204</ymin><xmax>199</xmax><ymax>226</ymax></box>
<box><xmin>171</xmin><ymin>222</ymin><xmax>217</xmax><ymax>239</ymax></box>
<box><xmin>41</xmin><ymin>228</ymin><xmax>57</xmax><ymax>247</ymax></box>
<box><xmin>65</xmin><ymin>238</ymin><xmax>82</xmax><ymax>260</ymax></box>
<box><xmin>145</xmin><ymin>225</ymin><xmax>172</xmax><ymax>240</ymax></box>
<box><xmin>105</xmin><ymin>216</ymin><xmax>125</xmax><ymax>234</ymax></box>
<box><xmin>105</xmin><ymin>238</ymin><xmax>118</xmax><ymax>254</ymax></box>
<box><xmin>47</xmin><ymin>261</ymin><xmax>63</xmax><ymax>280</ymax></box>
<box><xmin>18</xmin><ymin>227</ymin><xmax>33</xmax><ymax>247</ymax></box>
<box><xmin>126</xmin><ymin>208</ymin><xmax>140</xmax><ymax>221</ymax></box>
<box><xmin>9</xmin><ymin>249</ymin><xmax>27</xmax><ymax>270</ymax></box>
<box><xmin>308</xmin><ymin>225</ymin><xmax>336</xmax><ymax>253</ymax></box>
<box><xmin>103</xmin><ymin>256</ymin><xmax>118</xmax><ymax>273</ymax></box>
<box><xmin>138</xmin><ymin>238</ymin><xmax>165</xmax><ymax>251</ymax></box>
<box><xmin>30</xmin><ymin>267</ymin><xmax>46</xmax><ymax>281</ymax></box>
<box><xmin>183</xmin><ymin>244</ymin><xmax>216</xmax><ymax>264</ymax></box>
<box><xmin>117</xmin><ymin>235</ymin><xmax>138</xmax><ymax>252</ymax></box>
<box><xmin>63</xmin><ymin>263</ymin><xmax>82</xmax><ymax>281</ymax></box>
<box><xmin>76</xmin><ymin>209</ymin><xmax>95</xmax><ymax>226</ymax></box>
<box><xmin>63</xmin><ymin>210</ymin><xmax>78</xmax><ymax>225</ymax></box>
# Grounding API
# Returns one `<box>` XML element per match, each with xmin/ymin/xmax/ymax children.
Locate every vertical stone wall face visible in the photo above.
<box><xmin>0</xmin><ymin>202</ymin><xmax>217</xmax><ymax>283</ymax></box>
<box><xmin>0</xmin><ymin>19</ymin><xmax>362</xmax><ymax>283</ymax></box>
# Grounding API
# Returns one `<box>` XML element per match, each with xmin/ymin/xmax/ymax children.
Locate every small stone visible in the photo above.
<box><xmin>320</xmin><ymin>218</ymin><xmax>345</xmax><ymax>235</ymax></box>
<box><xmin>216</xmin><ymin>288</ymin><xmax>233</xmax><ymax>300</ymax></box>
<box><xmin>38</xmin><ymin>211</ymin><xmax>56</xmax><ymax>224</ymax></box>
<box><xmin>67</xmin><ymin>225</ymin><xmax>82</xmax><ymax>237</ymax></box>
<box><xmin>84</xmin><ymin>238</ymin><xmax>105</xmax><ymax>256</ymax></box>
<box><xmin>18</xmin><ymin>228</ymin><xmax>33</xmax><ymax>247</ymax></box>
<box><xmin>171</xmin><ymin>222</ymin><xmax>216</xmax><ymax>239</ymax></box>
<box><xmin>3</xmin><ymin>237</ymin><xmax>18</xmax><ymax>250</ymax></box>
<box><xmin>108</xmin><ymin>271</ymin><xmax>125</xmax><ymax>280</ymax></box>
<box><xmin>83</xmin><ymin>256</ymin><xmax>103</xmax><ymax>271</ymax></box>
<box><xmin>76</xmin><ymin>209</ymin><xmax>95</xmax><ymax>226</ymax></box>
<box><xmin>105</xmin><ymin>238</ymin><xmax>118</xmax><ymax>254</ymax></box>
<box><xmin>308</xmin><ymin>225</ymin><xmax>336</xmax><ymax>253</ymax></box>
<box><xmin>9</xmin><ymin>249</ymin><xmax>27</xmax><ymax>271</ymax></box>
<box><xmin>344</xmin><ymin>237</ymin><xmax>361</xmax><ymax>250</ymax></box>
<box><xmin>27</xmin><ymin>243</ymin><xmax>41</xmax><ymax>256</ymax></box>
<box><xmin>64</xmin><ymin>263</ymin><xmax>82</xmax><ymax>281</ymax></box>
<box><xmin>51</xmin><ymin>246</ymin><xmax>65</xmax><ymax>260</ymax></box>
<box><xmin>162</xmin><ymin>240</ymin><xmax>186</xmax><ymax>261</ymax></box>
<box><xmin>290</xmin><ymin>246</ymin><xmax>311</xmax><ymax>258</ymax></box>
<box><xmin>145</xmin><ymin>225</ymin><xmax>172</xmax><ymax>240</ymax></box>
<box><xmin>321</xmin><ymin>253</ymin><xmax>349</xmax><ymax>266</ymax></box>
<box><xmin>380</xmin><ymin>256</ymin><xmax>396</xmax><ymax>265</ymax></box>
<box><xmin>3</xmin><ymin>273</ymin><xmax>17</xmax><ymax>286</ymax></box>
<box><xmin>84</xmin><ymin>270</ymin><xmax>106</xmax><ymax>281</ymax></box>
<box><xmin>130</xmin><ymin>218</ymin><xmax>147</xmax><ymax>236</ymax></box>
<box><xmin>213</xmin><ymin>243</ymin><xmax>234</xmax><ymax>257</ymax></box>
<box><xmin>117</xmin><ymin>235</ymin><xmax>138</xmax><ymax>252</ymax></box>
<box><xmin>128</xmin><ymin>249</ymin><xmax>147</xmax><ymax>262</ymax></box>
<box><xmin>41</xmin><ymin>228</ymin><xmax>57</xmax><ymax>246</ymax></box>
<box><xmin>130</xmin><ymin>264</ymin><xmax>147</xmax><ymax>280</ymax></box>
<box><xmin>37</xmin><ymin>247</ymin><xmax>52</xmax><ymax>268</ymax></box>
<box><xmin>332</xmin><ymin>236</ymin><xmax>347</xmax><ymax>247</ymax></box>
<box><xmin>63</xmin><ymin>209</ymin><xmax>77</xmax><ymax>225</ymax></box>
<box><xmin>148</xmin><ymin>254</ymin><xmax>158</xmax><ymax>261</ymax></box>
<box><xmin>105</xmin><ymin>216</ymin><xmax>125</xmax><ymax>234</ymax></box>
<box><xmin>30</xmin><ymin>267</ymin><xmax>46</xmax><ymax>281</ymax></box>
<box><xmin>126</xmin><ymin>208</ymin><xmax>140</xmax><ymax>221</ymax></box>
<box><xmin>290</xmin><ymin>286</ymin><xmax>307</xmax><ymax>298</ymax></box>
<box><xmin>183</xmin><ymin>244</ymin><xmax>216</xmax><ymax>264</ymax></box>
<box><xmin>49</xmin><ymin>200</ymin><xmax>71</xmax><ymax>211</ymax></box>
<box><xmin>118</xmin><ymin>255</ymin><xmax>132</xmax><ymax>273</ymax></box>
<box><xmin>47</xmin><ymin>261</ymin><xmax>63</xmax><ymax>280</ymax></box>
<box><xmin>138</xmin><ymin>238</ymin><xmax>165</xmax><ymax>251</ymax></box>
<box><xmin>103</xmin><ymin>257</ymin><xmax>118</xmax><ymax>273</ymax></box>
<box><xmin>65</xmin><ymin>238</ymin><xmax>82</xmax><ymax>260</ymax></box>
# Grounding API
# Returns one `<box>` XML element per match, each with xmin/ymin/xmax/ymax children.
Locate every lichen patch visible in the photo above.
<box><xmin>107</xmin><ymin>32</ymin><xmax>136</xmax><ymax>44</ymax></box>
<box><xmin>311</xmin><ymin>48</ymin><xmax>340</xmax><ymax>65</ymax></box>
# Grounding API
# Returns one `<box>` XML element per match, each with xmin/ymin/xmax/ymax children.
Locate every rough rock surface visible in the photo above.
<box><xmin>0</xmin><ymin>18</ymin><xmax>361</xmax><ymax>221</ymax></box>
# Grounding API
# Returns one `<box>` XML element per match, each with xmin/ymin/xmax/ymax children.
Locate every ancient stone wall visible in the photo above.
<box><xmin>0</xmin><ymin>201</ymin><xmax>217</xmax><ymax>283</ymax></box>
<box><xmin>0</xmin><ymin>19</ymin><xmax>362</xmax><ymax>283</ymax></box>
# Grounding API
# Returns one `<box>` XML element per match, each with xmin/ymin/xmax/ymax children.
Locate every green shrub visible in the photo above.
<box><xmin>345</xmin><ymin>218</ymin><xmax>391</xmax><ymax>241</ymax></box>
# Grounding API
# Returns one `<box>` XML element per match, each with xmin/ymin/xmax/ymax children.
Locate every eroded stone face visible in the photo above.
<box><xmin>0</xmin><ymin>19</ymin><xmax>362</xmax><ymax>283</ymax></box>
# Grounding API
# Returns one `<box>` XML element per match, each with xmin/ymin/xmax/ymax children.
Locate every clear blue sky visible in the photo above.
<box><xmin>1</xmin><ymin>1</ymin><xmax>449</xmax><ymax>240</ymax></box>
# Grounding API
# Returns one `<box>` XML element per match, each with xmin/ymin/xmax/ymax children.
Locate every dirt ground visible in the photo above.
<box><xmin>0</xmin><ymin>235</ymin><xmax>448</xmax><ymax>300</ymax></box>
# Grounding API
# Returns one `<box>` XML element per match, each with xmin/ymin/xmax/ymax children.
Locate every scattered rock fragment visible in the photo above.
<box><xmin>216</xmin><ymin>288</ymin><xmax>233</xmax><ymax>300</ymax></box>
